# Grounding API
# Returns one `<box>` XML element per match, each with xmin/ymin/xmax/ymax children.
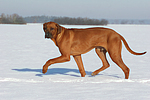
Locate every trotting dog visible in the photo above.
<box><xmin>42</xmin><ymin>22</ymin><xmax>146</xmax><ymax>79</ymax></box>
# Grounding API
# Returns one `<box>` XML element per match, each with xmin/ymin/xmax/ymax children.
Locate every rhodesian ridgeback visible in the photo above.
<box><xmin>42</xmin><ymin>22</ymin><xmax>146</xmax><ymax>79</ymax></box>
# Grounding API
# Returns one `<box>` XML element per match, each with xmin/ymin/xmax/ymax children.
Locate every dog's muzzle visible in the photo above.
<box><xmin>45</xmin><ymin>32</ymin><xmax>53</xmax><ymax>39</ymax></box>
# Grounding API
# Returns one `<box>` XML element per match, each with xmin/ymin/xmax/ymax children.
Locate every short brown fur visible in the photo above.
<box><xmin>42</xmin><ymin>22</ymin><xmax>146</xmax><ymax>79</ymax></box>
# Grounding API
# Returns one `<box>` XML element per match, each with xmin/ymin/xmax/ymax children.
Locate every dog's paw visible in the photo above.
<box><xmin>91</xmin><ymin>73</ymin><xmax>96</xmax><ymax>76</ymax></box>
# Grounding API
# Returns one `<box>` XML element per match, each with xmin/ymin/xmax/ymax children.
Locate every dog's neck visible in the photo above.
<box><xmin>56</xmin><ymin>27</ymin><xmax>65</xmax><ymax>41</ymax></box>
<box><xmin>52</xmin><ymin>27</ymin><xmax>65</xmax><ymax>46</ymax></box>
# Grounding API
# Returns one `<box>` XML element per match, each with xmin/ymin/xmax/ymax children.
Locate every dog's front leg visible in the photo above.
<box><xmin>42</xmin><ymin>55</ymin><xmax>70</xmax><ymax>74</ymax></box>
<box><xmin>73</xmin><ymin>55</ymin><xmax>86</xmax><ymax>77</ymax></box>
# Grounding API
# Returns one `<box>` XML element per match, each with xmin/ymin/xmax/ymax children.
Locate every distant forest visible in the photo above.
<box><xmin>0</xmin><ymin>13</ymin><xmax>26</xmax><ymax>24</ymax></box>
<box><xmin>24</xmin><ymin>16</ymin><xmax>108</xmax><ymax>25</ymax></box>
<box><xmin>0</xmin><ymin>14</ymin><xmax>108</xmax><ymax>25</ymax></box>
<box><xmin>1</xmin><ymin>13</ymin><xmax>150</xmax><ymax>25</ymax></box>
<box><xmin>23</xmin><ymin>16</ymin><xmax>150</xmax><ymax>25</ymax></box>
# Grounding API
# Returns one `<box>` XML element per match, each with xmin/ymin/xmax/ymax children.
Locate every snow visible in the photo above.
<box><xmin>0</xmin><ymin>24</ymin><xmax>150</xmax><ymax>100</ymax></box>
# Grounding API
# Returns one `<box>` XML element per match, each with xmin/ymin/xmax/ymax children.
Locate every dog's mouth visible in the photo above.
<box><xmin>45</xmin><ymin>32</ymin><xmax>53</xmax><ymax>39</ymax></box>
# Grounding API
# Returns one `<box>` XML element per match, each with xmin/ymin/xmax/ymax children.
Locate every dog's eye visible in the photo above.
<box><xmin>43</xmin><ymin>27</ymin><xmax>47</xmax><ymax>30</ymax></box>
<box><xmin>50</xmin><ymin>28</ymin><xmax>54</xmax><ymax>30</ymax></box>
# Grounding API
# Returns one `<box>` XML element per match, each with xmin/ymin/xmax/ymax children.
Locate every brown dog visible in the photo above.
<box><xmin>42</xmin><ymin>22</ymin><xmax>146</xmax><ymax>79</ymax></box>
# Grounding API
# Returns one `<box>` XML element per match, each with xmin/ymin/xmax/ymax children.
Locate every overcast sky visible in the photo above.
<box><xmin>0</xmin><ymin>0</ymin><xmax>150</xmax><ymax>19</ymax></box>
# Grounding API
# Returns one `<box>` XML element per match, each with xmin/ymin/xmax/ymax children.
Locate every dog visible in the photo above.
<box><xmin>42</xmin><ymin>22</ymin><xmax>146</xmax><ymax>79</ymax></box>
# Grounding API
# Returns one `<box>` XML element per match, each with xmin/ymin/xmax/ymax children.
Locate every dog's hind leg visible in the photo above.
<box><xmin>108</xmin><ymin>38</ymin><xmax>130</xmax><ymax>79</ymax></box>
<box><xmin>109</xmin><ymin>54</ymin><xmax>130</xmax><ymax>79</ymax></box>
<box><xmin>91</xmin><ymin>47</ymin><xmax>110</xmax><ymax>76</ymax></box>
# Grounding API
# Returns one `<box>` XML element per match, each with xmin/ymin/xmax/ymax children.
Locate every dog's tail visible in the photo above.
<box><xmin>119</xmin><ymin>34</ymin><xmax>146</xmax><ymax>55</ymax></box>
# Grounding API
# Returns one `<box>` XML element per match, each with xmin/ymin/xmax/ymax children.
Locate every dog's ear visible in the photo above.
<box><xmin>56</xmin><ymin>24</ymin><xmax>62</xmax><ymax>34</ymax></box>
<box><xmin>43</xmin><ymin>23</ymin><xmax>47</xmax><ymax>31</ymax></box>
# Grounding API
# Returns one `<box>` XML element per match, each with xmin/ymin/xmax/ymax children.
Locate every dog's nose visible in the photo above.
<box><xmin>45</xmin><ymin>33</ymin><xmax>49</xmax><ymax>38</ymax></box>
<box><xmin>45</xmin><ymin>32</ymin><xmax>53</xmax><ymax>39</ymax></box>
<box><xmin>45</xmin><ymin>33</ymin><xmax>49</xmax><ymax>36</ymax></box>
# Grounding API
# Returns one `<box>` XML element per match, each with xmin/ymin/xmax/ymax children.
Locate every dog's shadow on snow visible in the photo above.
<box><xmin>12</xmin><ymin>68</ymin><xmax>92</xmax><ymax>77</ymax></box>
<box><xmin>12</xmin><ymin>68</ymin><xmax>121</xmax><ymax>78</ymax></box>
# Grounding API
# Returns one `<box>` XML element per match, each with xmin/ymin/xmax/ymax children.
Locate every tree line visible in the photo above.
<box><xmin>24</xmin><ymin>16</ymin><xmax>108</xmax><ymax>25</ymax></box>
<box><xmin>0</xmin><ymin>14</ymin><xmax>108</xmax><ymax>25</ymax></box>
<box><xmin>53</xmin><ymin>17</ymin><xmax>108</xmax><ymax>25</ymax></box>
<box><xmin>2</xmin><ymin>13</ymin><xmax>149</xmax><ymax>25</ymax></box>
<box><xmin>0</xmin><ymin>13</ymin><xmax>26</xmax><ymax>24</ymax></box>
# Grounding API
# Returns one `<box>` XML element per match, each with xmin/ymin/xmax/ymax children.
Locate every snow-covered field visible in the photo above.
<box><xmin>0</xmin><ymin>23</ymin><xmax>149</xmax><ymax>100</ymax></box>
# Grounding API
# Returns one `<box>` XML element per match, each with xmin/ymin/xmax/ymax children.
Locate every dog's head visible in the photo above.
<box><xmin>43</xmin><ymin>22</ymin><xmax>62</xmax><ymax>39</ymax></box>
